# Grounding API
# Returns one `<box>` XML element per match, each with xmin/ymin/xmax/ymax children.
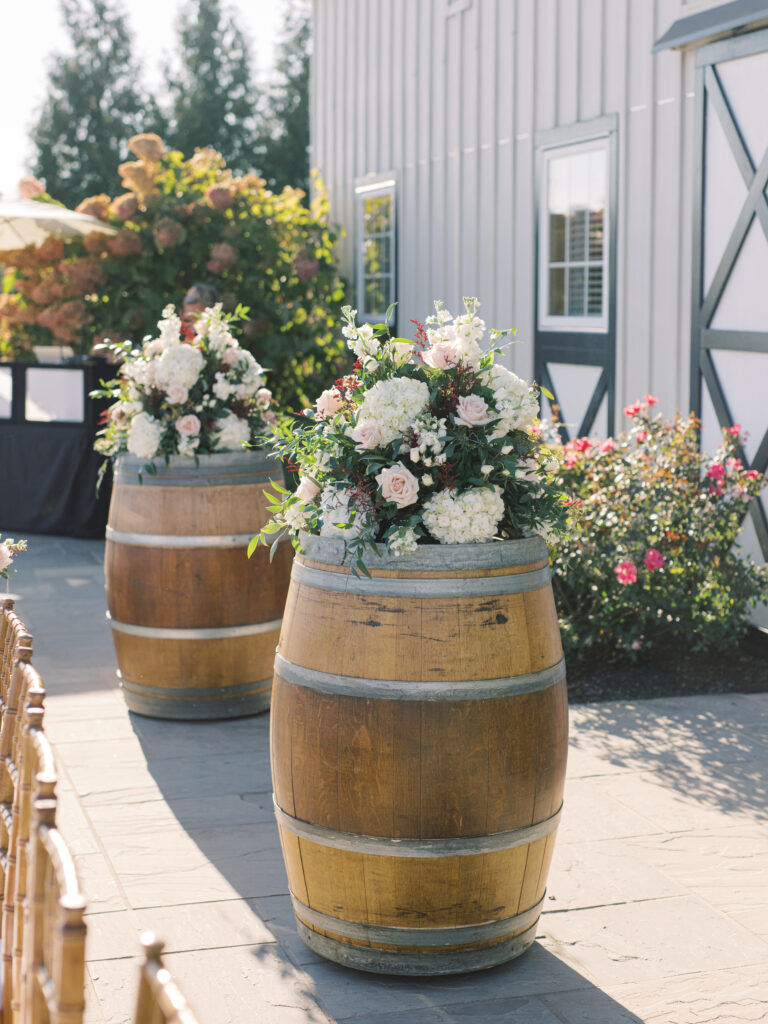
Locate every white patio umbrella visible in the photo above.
<box><xmin>0</xmin><ymin>198</ymin><xmax>116</xmax><ymax>250</ymax></box>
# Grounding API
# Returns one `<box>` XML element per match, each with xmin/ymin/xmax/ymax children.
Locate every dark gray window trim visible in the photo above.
<box><xmin>652</xmin><ymin>0</ymin><xmax>768</xmax><ymax>53</ymax></box>
<box><xmin>534</xmin><ymin>116</ymin><xmax>619</xmax><ymax>441</ymax></box>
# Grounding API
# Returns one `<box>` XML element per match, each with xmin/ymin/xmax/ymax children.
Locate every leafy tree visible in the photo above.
<box><xmin>255</xmin><ymin>0</ymin><xmax>311</xmax><ymax>195</ymax></box>
<box><xmin>30</xmin><ymin>0</ymin><xmax>164</xmax><ymax>207</ymax></box>
<box><xmin>165</xmin><ymin>0</ymin><xmax>259</xmax><ymax>173</ymax></box>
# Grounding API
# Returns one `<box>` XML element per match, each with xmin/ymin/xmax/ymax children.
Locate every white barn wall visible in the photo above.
<box><xmin>311</xmin><ymin>0</ymin><xmax>699</xmax><ymax>424</ymax></box>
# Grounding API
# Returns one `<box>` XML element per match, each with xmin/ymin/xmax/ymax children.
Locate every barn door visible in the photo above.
<box><xmin>692</xmin><ymin>29</ymin><xmax>768</xmax><ymax>564</ymax></box>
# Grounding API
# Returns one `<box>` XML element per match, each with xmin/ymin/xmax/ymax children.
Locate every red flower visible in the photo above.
<box><xmin>614</xmin><ymin>561</ymin><xmax>637</xmax><ymax>585</ymax></box>
<box><xmin>707</xmin><ymin>462</ymin><xmax>725</xmax><ymax>479</ymax></box>
<box><xmin>644</xmin><ymin>549</ymin><xmax>664</xmax><ymax>571</ymax></box>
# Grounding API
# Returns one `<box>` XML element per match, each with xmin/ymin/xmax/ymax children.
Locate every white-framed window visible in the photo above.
<box><xmin>538</xmin><ymin>137</ymin><xmax>609</xmax><ymax>332</ymax></box>
<box><xmin>355</xmin><ymin>178</ymin><xmax>396</xmax><ymax>324</ymax></box>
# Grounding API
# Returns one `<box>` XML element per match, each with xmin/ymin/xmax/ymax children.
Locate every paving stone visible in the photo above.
<box><xmin>545</xmin><ymin>836</ymin><xmax>685</xmax><ymax>912</ymax></box>
<box><xmin>86</xmin><ymin>791</ymin><xmax>275</xmax><ymax>836</ymax></box>
<box><xmin>557</xmin><ymin>777</ymin><xmax>664</xmax><ymax>844</ymax></box>
<box><xmin>604</xmin><ymin>963</ymin><xmax>768</xmax><ymax>1023</ymax></box>
<box><xmin>85</xmin><ymin>898</ymin><xmax>277</xmax><ymax>960</ymax></box>
<box><xmin>541</xmin><ymin>896</ymin><xmax>768</xmax><ymax>986</ymax></box>
<box><xmin>97</xmin><ymin>820</ymin><xmax>289</xmax><ymax>908</ymax></box>
<box><xmin>337</xmin><ymin>996</ymin><xmax>566</xmax><ymax>1023</ymax></box>
<box><xmin>74</xmin><ymin>851</ymin><xmax>127</xmax><ymax>914</ymax></box>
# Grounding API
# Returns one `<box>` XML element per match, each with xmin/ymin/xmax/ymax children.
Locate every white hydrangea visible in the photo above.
<box><xmin>481</xmin><ymin>364</ymin><xmax>539</xmax><ymax>437</ymax></box>
<box><xmin>127</xmin><ymin>412</ymin><xmax>163</xmax><ymax>459</ymax></box>
<box><xmin>388</xmin><ymin>526</ymin><xmax>419</xmax><ymax>557</ymax></box>
<box><xmin>356</xmin><ymin>377</ymin><xmax>429</xmax><ymax>445</ymax></box>
<box><xmin>212</xmin><ymin>411</ymin><xmax>251</xmax><ymax>451</ymax></box>
<box><xmin>154</xmin><ymin>344</ymin><xmax>205</xmax><ymax>392</ymax></box>
<box><xmin>319</xmin><ymin>486</ymin><xmax>366</xmax><ymax>538</ymax></box>
<box><xmin>422</xmin><ymin>486</ymin><xmax>505</xmax><ymax>544</ymax></box>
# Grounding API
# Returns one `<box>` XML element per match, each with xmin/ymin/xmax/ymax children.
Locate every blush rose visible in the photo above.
<box><xmin>376</xmin><ymin>464</ymin><xmax>420</xmax><ymax>509</ymax></box>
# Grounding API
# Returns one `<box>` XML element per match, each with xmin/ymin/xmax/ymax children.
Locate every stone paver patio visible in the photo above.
<box><xmin>10</xmin><ymin>534</ymin><xmax>768</xmax><ymax>1023</ymax></box>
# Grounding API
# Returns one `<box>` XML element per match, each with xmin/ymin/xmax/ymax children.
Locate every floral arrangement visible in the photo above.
<box><xmin>0</xmin><ymin>536</ymin><xmax>28</xmax><ymax>592</ymax></box>
<box><xmin>253</xmin><ymin>298</ymin><xmax>570</xmax><ymax>563</ymax></box>
<box><xmin>550</xmin><ymin>397</ymin><xmax>768</xmax><ymax>660</ymax></box>
<box><xmin>92</xmin><ymin>304</ymin><xmax>275</xmax><ymax>468</ymax></box>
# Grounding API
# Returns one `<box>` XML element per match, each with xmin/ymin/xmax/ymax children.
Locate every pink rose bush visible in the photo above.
<box><xmin>93</xmin><ymin>305</ymin><xmax>276</xmax><ymax>467</ymax></box>
<box><xmin>549</xmin><ymin>404</ymin><xmax>768</xmax><ymax>662</ymax></box>
<box><xmin>251</xmin><ymin>298</ymin><xmax>570</xmax><ymax>565</ymax></box>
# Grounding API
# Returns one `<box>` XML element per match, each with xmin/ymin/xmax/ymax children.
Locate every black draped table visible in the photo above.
<box><xmin>0</xmin><ymin>359</ymin><xmax>114</xmax><ymax>538</ymax></box>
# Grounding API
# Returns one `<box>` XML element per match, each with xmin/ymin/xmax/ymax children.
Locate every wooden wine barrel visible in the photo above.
<box><xmin>105</xmin><ymin>451</ymin><xmax>292</xmax><ymax>720</ymax></box>
<box><xmin>271</xmin><ymin>533</ymin><xmax>568</xmax><ymax>975</ymax></box>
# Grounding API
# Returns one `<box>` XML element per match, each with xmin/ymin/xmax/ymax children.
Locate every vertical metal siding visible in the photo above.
<box><xmin>311</xmin><ymin>0</ymin><xmax>697</xmax><ymax>417</ymax></box>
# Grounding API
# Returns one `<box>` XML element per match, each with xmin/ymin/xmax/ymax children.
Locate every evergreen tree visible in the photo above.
<box><xmin>255</xmin><ymin>0</ymin><xmax>311</xmax><ymax>195</ymax></box>
<box><xmin>30</xmin><ymin>0</ymin><xmax>163</xmax><ymax>207</ymax></box>
<box><xmin>165</xmin><ymin>0</ymin><xmax>259</xmax><ymax>172</ymax></box>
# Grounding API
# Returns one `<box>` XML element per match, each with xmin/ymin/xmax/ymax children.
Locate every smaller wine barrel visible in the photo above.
<box><xmin>105</xmin><ymin>451</ymin><xmax>292</xmax><ymax>719</ymax></box>
<box><xmin>271</xmin><ymin>533</ymin><xmax>568</xmax><ymax>975</ymax></box>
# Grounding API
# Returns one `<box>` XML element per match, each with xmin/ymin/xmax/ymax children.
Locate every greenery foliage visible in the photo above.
<box><xmin>30</xmin><ymin>0</ymin><xmax>163</xmax><ymax>207</ymax></box>
<box><xmin>550</xmin><ymin>399</ymin><xmax>768</xmax><ymax>662</ymax></box>
<box><xmin>0</xmin><ymin>135</ymin><xmax>347</xmax><ymax>410</ymax></box>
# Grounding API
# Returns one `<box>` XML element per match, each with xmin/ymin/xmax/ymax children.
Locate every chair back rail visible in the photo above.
<box><xmin>10</xmin><ymin>688</ymin><xmax>56</xmax><ymax>1024</ymax></box>
<box><xmin>134</xmin><ymin>934</ymin><xmax>201</xmax><ymax>1024</ymax></box>
<box><xmin>23</xmin><ymin>799</ymin><xmax>86</xmax><ymax>1024</ymax></box>
<box><xmin>0</xmin><ymin>601</ymin><xmax>32</xmax><ymax>711</ymax></box>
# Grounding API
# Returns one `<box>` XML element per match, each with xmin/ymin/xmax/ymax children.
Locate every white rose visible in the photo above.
<box><xmin>166</xmin><ymin>383</ymin><xmax>189</xmax><ymax>404</ymax></box>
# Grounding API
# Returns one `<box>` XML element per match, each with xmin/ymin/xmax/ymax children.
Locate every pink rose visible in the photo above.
<box><xmin>0</xmin><ymin>544</ymin><xmax>12</xmax><ymax>571</ymax></box>
<box><xmin>166</xmin><ymin>383</ymin><xmax>189</xmax><ymax>404</ymax></box>
<box><xmin>454</xmin><ymin>394</ymin><xmax>492</xmax><ymax>428</ymax></box>
<box><xmin>707</xmin><ymin>462</ymin><xmax>725</xmax><ymax>479</ymax></box>
<box><xmin>614</xmin><ymin>561</ymin><xmax>637</xmax><ymax>585</ymax></box>
<box><xmin>376</xmin><ymin>464</ymin><xmax>419</xmax><ymax>508</ymax></box>
<box><xmin>726</xmin><ymin>457</ymin><xmax>743</xmax><ymax>473</ymax></box>
<box><xmin>295</xmin><ymin>477</ymin><xmax>321</xmax><ymax>501</ymax></box>
<box><xmin>624</xmin><ymin>402</ymin><xmax>642</xmax><ymax>418</ymax></box>
<box><xmin>315</xmin><ymin>388</ymin><xmax>344</xmax><ymax>418</ymax></box>
<box><xmin>175</xmin><ymin>414</ymin><xmax>201</xmax><ymax>437</ymax></box>
<box><xmin>636</xmin><ymin>430</ymin><xmax>647</xmax><ymax>442</ymax></box>
<box><xmin>644</xmin><ymin>394</ymin><xmax>658</xmax><ymax>405</ymax></box>
<box><xmin>350</xmin><ymin>419</ymin><xmax>383</xmax><ymax>450</ymax></box>
<box><xmin>423</xmin><ymin>341</ymin><xmax>460</xmax><ymax>369</ymax></box>
<box><xmin>727</xmin><ymin>424</ymin><xmax>741</xmax><ymax>436</ymax></box>
<box><xmin>644</xmin><ymin>549</ymin><xmax>664</xmax><ymax>571</ymax></box>
<box><xmin>599</xmin><ymin>439</ymin><xmax>616</xmax><ymax>453</ymax></box>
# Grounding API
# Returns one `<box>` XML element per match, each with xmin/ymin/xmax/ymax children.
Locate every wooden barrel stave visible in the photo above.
<box><xmin>105</xmin><ymin>452</ymin><xmax>290</xmax><ymax>719</ymax></box>
<box><xmin>271</xmin><ymin>536</ymin><xmax>567</xmax><ymax>973</ymax></box>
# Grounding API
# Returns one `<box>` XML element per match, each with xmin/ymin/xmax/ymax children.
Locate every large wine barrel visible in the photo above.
<box><xmin>105</xmin><ymin>451</ymin><xmax>292</xmax><ymax>720</ymax></box>
<box><xmin>271</xmin><ymin>533</ymin><xmax>568</xmax><ymax>975</ymax></box>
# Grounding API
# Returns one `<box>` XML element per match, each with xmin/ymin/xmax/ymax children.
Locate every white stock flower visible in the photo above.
<box><xmin>154</xmin><ymin>344</ymin><xmax>204</xmax><ymax>392</ymax></box>
<box><xmin>356</xmin><ymin>377</ymin><xmax>429</xmax><ymax>445</ymax></box>
<box><xmin>157</xmin><ymin>305</ymin><xmax>183</xmax><ymax>349</ymax></box>
<box><xmin>212</xmin><ymin>411</ymin><xmax>251</xmax><ymax>451</ymax></box>
<box><xmin>127</xmin><ymin>412</ymin><xmax>163</xmax><ymax>459</ymax></box>
<box><xmin>481</xmin><ymin>364</ymin><xmax>539</xmax><ymax>436</ymax></box>
<box><xmin>422</xmin><ymin>486</ymin><xmax>505</xmax><ymax>544</ymax></box>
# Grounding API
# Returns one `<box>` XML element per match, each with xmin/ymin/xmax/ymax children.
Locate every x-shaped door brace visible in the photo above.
<box><xmin>697</xmin><ymin>65</ymin><xmax>768</xmax><ymax>553</ymax></box>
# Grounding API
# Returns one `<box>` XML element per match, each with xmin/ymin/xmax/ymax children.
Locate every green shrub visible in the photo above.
<box><xmin>550</xmin><ymin>397</ymin><xmax>768</xmax><ymax>663</ymax></box>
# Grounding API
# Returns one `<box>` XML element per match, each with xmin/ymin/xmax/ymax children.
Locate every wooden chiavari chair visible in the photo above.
<box><xmin>23</xmin><ymin>798</ymin><xmax>85</xmax><ymax>1024</ymax></box>
<box><xmin>0</xmin><ymin>602</ymin><xmax>32</xmax><ymax>722</ymax></box>
<box><xmin>133</xmin><ymin>934</ymin><xmax>201</xmax><ymax>1024</ymax></box>
<box><xmin>0</xmin><ymin>652</ymin><xmax>40</xmax><ymax>1023</ymax></box>
<box><xmin>9</xmin><ymin>685</ymin><xmax>55</xmax><ymax>1024</ymax></box>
